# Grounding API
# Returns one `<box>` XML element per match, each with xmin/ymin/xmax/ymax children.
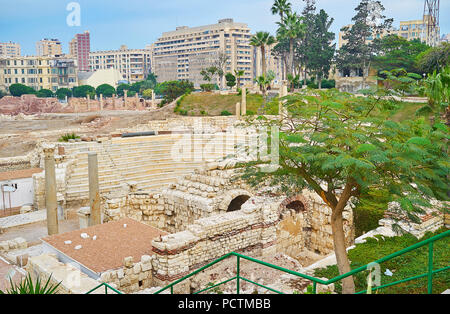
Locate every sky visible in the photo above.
<box><xmin>0</xmin><ymin>0</ymin><xmax>449</xmax><ymax>55</ymax></box>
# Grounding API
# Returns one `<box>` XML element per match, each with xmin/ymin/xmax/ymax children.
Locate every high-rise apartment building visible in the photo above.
<box><xmin>0</xmin><ymin>56</ymin><xmax>78</xmax><ymax>92</ymax></box>
<box><xmin>0</xmin><ymin>42</ymin><xmax>21</xmax><ymax>57</ymax></box>
<box><xmin>69</xmin><ymin>31</ymin><xmax>90</xmax><ymax>72</ymax></box>
<box><xmin>338</xmin><ymin>15</ymin><xmax>441</xmax><ymax>49</ymax></box>
<box><xmin>397</xmin><ymin>15</ymin><xmax>440</xmax><ymax>47</ymax></box>
<box><xmin>152</xmin><ymin>19</ymin><xmax>253</xmax><ymax>87</ymax></box>
<box><xmin>89</xmin><ymin>45</ymin><xmax>152</xmax><ymax>84</ymax></box>
<box><xmin>36</xmin><ymin>39</ymin><xmax>62</xmax><ymax>57</ymax></box>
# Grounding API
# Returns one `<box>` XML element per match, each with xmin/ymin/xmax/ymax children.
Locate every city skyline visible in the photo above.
<box><xmin>1</xmin><ymin>0</ymin><xmax>449</xmax><ymax>56</ymax></box>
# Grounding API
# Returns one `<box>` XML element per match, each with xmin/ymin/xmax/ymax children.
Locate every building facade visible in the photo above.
<box><xmin>69</xmin><ymin>31</ymin><xmax>90</xmax><ymax>72</ymax></box>
<box><xmin>89</xmin><ymin>45</ymin><xmax>152</xmax><ymax>84</ymax></box>
<box><xmin>152</xmin><ymin>18</ymin><xmax>253</xmax><ymax>88</ymax></box>
<box><xmin>36</xmin><ymin>39</ymin><xmax>62</xmax><ymax>57</ymax></box>
<box><xmin>397</xmin><ymin>15</ymin><xmax>440</xmax><ymax>47</ymax></box>
<box><xmin>0</xmin><ymin>55</ymin><xmax>78</xmax><ymax>92</ymax></box>
<box><xmin>0</xmin><ymin>42</ymin><xmax>21</xmax><ymax>57</ymax></box>
<box><xmin>338</xmin><ymin>15</ymin><xmax>441</xmax><ymax>49</ymax></box>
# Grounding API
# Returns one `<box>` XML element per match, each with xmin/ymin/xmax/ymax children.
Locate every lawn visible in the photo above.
<box><xmin>314</xmin><ymin>228</ymin><xmax>450</xmax><ymax>294</ymax></box>
<box><xmin>389</xmin><ymin>102</ymin><xmax>429</xmax><ymax>122</ymax></box>
<box><xmin>175</xmin><ymin>92</ymin><xmax>277</xmax><ymax>116</ymax></box>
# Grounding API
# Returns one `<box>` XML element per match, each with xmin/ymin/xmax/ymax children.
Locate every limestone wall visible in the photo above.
<box><xmin>26</xmin><ymin>254</ymin><xmax>105</xmax><ymax>294</ymax></box>
<box><xmin>103</xmin><ymin>192</ymin><xmax>168</xmax><ymax>230</ymax></box>
<box><xmin>151</xmin><ymin>197</ymin><xmax>279</xmax><ymax>284</ymax></box>
<box><xmin>99</xmin><ymin>255</ymin><xmax>153</xmax><ymax>294</ymax></box>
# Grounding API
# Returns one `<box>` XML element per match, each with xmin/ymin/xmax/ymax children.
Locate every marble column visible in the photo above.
<box><xmin>44</xmin><ymin>146</ymin><xmax>58</xmax><ymax>235</ymax></box>
<box><xmin>88</xmin><ymin>152</ymin><xmax>101</xmax><ymax>226</ymax></box>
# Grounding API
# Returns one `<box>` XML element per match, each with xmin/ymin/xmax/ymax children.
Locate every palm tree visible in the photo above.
<box><xmin>277</xmin><ymin>12</ymin><xmax>305</xmax><ymax>77</ymax></box>
<box><xmin>234</xmin><ymin>70</ymin><xmax>245</xmax><ymax>88</ymax></box>
<box><xmin>250</xmin><ymin>32</ymin><xmax>276</xmax><ymax>77</ymax></box>
<box><xmin>271</xmin><ymin>0</ymin><xmax>292</xmax><ymax>22</ymax></box>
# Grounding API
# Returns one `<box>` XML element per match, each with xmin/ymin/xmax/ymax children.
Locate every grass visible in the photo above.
<box><xmin>389</xmin><ymin>102</ymin><xmax>428</xmax><ymax>122</ymax></box>
<box><xmin>175</xmin><ymin>92</ymin><xmax>273</xmax><ymax>116</ymax></box>
<box><xmin>314</xmin><ymin>228</ymin><xmax>450</xmax><ymax>294</ymax></box>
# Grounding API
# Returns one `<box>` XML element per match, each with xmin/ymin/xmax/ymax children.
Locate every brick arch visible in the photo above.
<box><xmin>279</xmin><ymin>195</ymin><xmax>310</xmax><ymax>216</ymax></box>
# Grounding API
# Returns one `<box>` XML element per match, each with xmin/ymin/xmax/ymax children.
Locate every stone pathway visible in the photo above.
<box><xmin>0</xmin><ymin>210</ymin><xmax>46</xmax><ymax>230</ymax></box>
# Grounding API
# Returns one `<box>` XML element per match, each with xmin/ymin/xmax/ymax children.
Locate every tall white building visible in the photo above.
<box><xmin>89</xmin><ymin>45</ymin><xmax>152</xmax><ymax>84</ymax></box>
<box><xmin>151</xmin><ymin>18</ymin><xmax>253</xmax><ymax>87</ymax></box>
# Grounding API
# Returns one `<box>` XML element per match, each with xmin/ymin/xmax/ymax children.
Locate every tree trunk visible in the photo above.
<box><xmin>331</xmin><ymin>203</ymin><xmax>355</xmax><ymax>294</ymax></box>
<box><xmin>261</xmin><ymin>46</ymin><xmax>267</xmax><ymax>76</ymax></box>
<box><xmin>289</xmin><ymin>39</ymin><xmax>294</xmax><ymax>78</ymax></box>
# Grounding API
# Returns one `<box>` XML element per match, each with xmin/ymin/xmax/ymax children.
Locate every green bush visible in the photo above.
<box><xmin>9</xmin><ymin>83</ymin><xmax>36</xmax><ymax>96</ymax></box>
<box><xmin>36</xmin><ymin>89</ymin><xmax>54</xmax><ymax>98</ymax></box>
<box><xmin>58</xmin><ymin>133</ymin><xmax>80</xmax><ymax>142</ymax></box>
<box><xmin>321</xmin><ymin>79</ymin><xmax>336</xmax><ymax>89</ymax></box>
<box><xmin>200</xmin><ymin>84</ymin><xmax>216</xmax><ymax>92</ymax></box>
<box><xmin>179</xmin><ymin>109</ymin><xmax>188</xmax><ymax>116</ymax></box>
<box><xmin>0</xmin><ymin>273</ymin><xmax>61</xmax><ymax>294</ymax></box>
<box><xmin>353</xmin><ymin>189</ymin><xmax>390</xmax><ymax>237</ymax></box>
<box><xmin>221</xmin><ymin>110</ymin><xmax>232</xmax><ymax>116</ymax></box>
<box><xmin>56</xmin><ymin>88</ymin><xmax>72</xmax><ymax>100</ymax></box>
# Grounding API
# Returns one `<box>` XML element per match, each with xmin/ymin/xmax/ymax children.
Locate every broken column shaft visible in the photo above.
<box><xmin>88</xmin><ymin>152</ymin><xmax>101</xmax><ymax>226</ymax></box>
<box><xmin>44</xmin><ymin>146</ymin><xmax>58</xmax><ymax>235</ymax></box>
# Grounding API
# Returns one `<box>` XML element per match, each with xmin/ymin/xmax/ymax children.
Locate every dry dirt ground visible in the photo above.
<box><xmin>0</xmin><ymin>103</ymin><xmax>177</xmax><ymax>158</ymax></box>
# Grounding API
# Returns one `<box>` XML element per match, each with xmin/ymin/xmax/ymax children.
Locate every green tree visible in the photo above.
<box><xmin>416</xmin><ymin>66</ymin><xmax>450</xmax><ymax>124</ymax></box>
<box><xmin>116</xmin><ymin>83</ymin><xmax>131</xmax><ymax>97</ymax></box>
<box><xmin>9</xmin><ymin>84</ymin><xmax>36</xmax><ymax>96</ymax></box>
<box><xmin>306</xmin><ymin>9</ymin><xmax>336</xmax><ymax>88</ymax></box>
<box><xmin>55</xmin><ymin>88</ymin><xmax>72</xmax><ymax>100</ymax></box>
<box><xmin>251</xmin><ymin>31</ymin><xmax>276</xmax><ymax>76</ymax></box>
<box><xmin>415</xmin><ymin>42</ymin><xmax>450</xmax><ymax>74</ymax></box>
<box><xmin>372</xmin><ymin>35</ymin><xmax>429</xmax><ymax>73</ymax></box>
<box><xmin>146</xmin><ymin>72</ymin><xmax>158</xmax><ymax>88</ymax></box>
<box><xmin>336</xmin><ymin>0</ymin><xmax>393</xmax><ymax>89</ymax></box>
<box><xmin>95</xmin><ymin>84</ymin><xmax>115</xmax><ymax>97</ymax></box>
<box><xmin>255</xmin><ymin>70</ymin><xmax>276</xmax><ymax>96</ymax></box>
<box><xmin>142</xmin><ymin>89</ymin><xmax>153</xmax><ymax>100</ymax></box>
<box><xmin>36</xmin><ymin>89</ymin><xmax>54</xmax><ymax>98</ymax></box>
<box><xmin>73</xmin><ymin>85</ymin><xmax>95</xmax><ymax>98</ymax></box>
<box><xmin>200</xmin><ymin>67</ymin><xmax>219</xmax><ymax>82</ymax></box>
<box><xmin>271</xmin><ymin>0</ymin><xmax>292</xmax><ymax>21</ymax></box>
<box><xmin>0</xmin><ymin>89</ymin><xmax>6</xmax><ymax>99</ymax></box>
<box><xmin>377</xmin><ymin>68</ymin><xmax>422</xmax><ymax>96</ymax></box>
<box><xmin>225</xmin><ymin>73</ymin><xmax>236</xmax><ymax>88</ymax></box>
<box><xmin>277</xmin><ymin>12</ymin><xmax>306</xmax><ymax>77</ymax></box>
<box><xmin>159</xmin><ymin>80</ymin><xmax>194</xmax><ymax>104</ymax></box>
<box><xmin>241</xmin><ymin>89</ymin><xmax>449</xmax><ymax>294</ymax></box>
<box><xmin>234</xmin><ymin>70</ymin><xmax>245</xmax><ymax>88</ymax></box>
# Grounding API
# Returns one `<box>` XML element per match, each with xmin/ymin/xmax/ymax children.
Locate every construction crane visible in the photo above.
<box><xmin>423</xmin><ymin>0</ymin><xmax>440</xmax><ymax>46</ymax></box>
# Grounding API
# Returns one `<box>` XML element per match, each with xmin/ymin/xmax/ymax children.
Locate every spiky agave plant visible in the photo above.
<box><xmin>0</xmin><ymin>273</ymin><xmax>61</xmax><ymax>294</ymax></box>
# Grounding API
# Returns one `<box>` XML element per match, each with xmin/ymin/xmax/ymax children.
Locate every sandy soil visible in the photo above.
<box><xmin>0</xmin><ymin>104</ymin><xmax>177</xmax><ymax>158</ymax></box>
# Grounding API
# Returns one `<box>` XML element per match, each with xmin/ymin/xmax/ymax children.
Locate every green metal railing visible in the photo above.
<box><xmin>154</xmin><ymin>229</ymin><xmax>450</xmax><ymax>294</ymax></box>
<box><xmin>86</xmin><ymin>282</ymin><xmax>123</xmax><ymax>294</ymax></box>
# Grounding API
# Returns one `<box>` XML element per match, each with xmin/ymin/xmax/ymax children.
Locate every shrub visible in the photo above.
<box><xmin>56</xmin><ymin>88</ymin><xmax>72</xmax><ymax>100</ymax></box>
<box><xmin>179</xmin><ymin>109</ymin><xmax>188</xmax><ymax>116</ymax></box>
<box><xmin>221</xmin><ymin>110</ymin><xmax>232</xmax><ymax>116</ymax></box>
<box><xmin>9</xmin><ymin>84</ymin><xmax>36</xmax><ymax>96</ymax></box>
<box><xmin>321</xmin><ymin>79</ymin><xmax>336</xmax><ymax>89</ymax></box>
<box><xmin>36</xmin><ymin>89</ymin><xmax>54</xmax><ymax>98</ymax></box>
<box><xmin>0</xmin><ymin>273</ymin><xmax>61</xmax><ymax>294</ymax></box>
<box><xmin>200</xmin><ymin>84</ymin><xmax>216</xmax><ymax>92</ymax></box>
<box><xmin>58</xmin><ymin>133</ymin><xmax>80</xmax><ymax>142</ymax></box>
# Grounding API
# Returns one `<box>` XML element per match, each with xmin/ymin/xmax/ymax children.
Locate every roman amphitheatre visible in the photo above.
<box><xmin>0</xmin><ymin>88</ymin><xmax>447</xmax><ymax>295</ymax></box>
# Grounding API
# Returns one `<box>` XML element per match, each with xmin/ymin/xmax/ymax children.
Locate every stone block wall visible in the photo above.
<box><xmin>0</xmin><ymin>237</ymin><xmax>27</xmax><ymax>252</ymax></box>
<box><xmin>26</xmin><ymin>254</ymin><xmax>104</xmax><ymax>294</ymax></box>
<box><xmin>150</xmin><ymin>198</ymin><xmax>279</xmax><ymax>284</ymax></box>
<box><xmin>100</xmin><ymin>255</ymin><xmax>153</xmax><ymax>294</ymax></box>
<box><xmin>103</xmin><ymin>192</ymin><xmax>168</xmax><ymax>230</ymax></box>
